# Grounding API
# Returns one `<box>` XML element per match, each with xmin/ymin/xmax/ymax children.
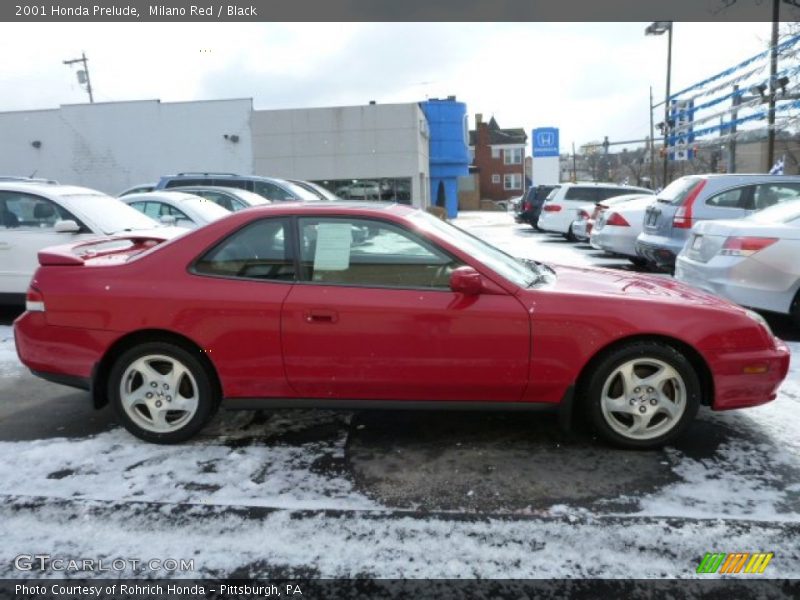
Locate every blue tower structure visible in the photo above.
<box><xmin>420</xmin><ymin>97</ymin><xmax>469</xmax><ymax>219</ymax></box>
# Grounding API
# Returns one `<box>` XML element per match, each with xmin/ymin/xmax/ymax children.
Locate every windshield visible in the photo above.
<box><xmin>748</xmin><ymin>199</ymin><xmax>800</xmax><ymax>224</ymax></box>
<box><xmin>183</xmin><ymin>197</ymin><xmax>232</xmax><ymax>221</ymax></box>
<box><xmin>282</xmin><ymin>180</ymin><xmax>320</xmax><ymax>201</ymax></box>
<box><xmin>659</xmin><ymin>176</ymin><xmax>702</xmax><ymax>205</ymax></box>
<box><xmin>410</xmin><ymin>211</ymin><xmax>537</xmax><ymax>287</ymax></box>
<box><xmin>60</xmin><ymin>193</ymin><xmax>161</xmax><ymax>234</ymax></box>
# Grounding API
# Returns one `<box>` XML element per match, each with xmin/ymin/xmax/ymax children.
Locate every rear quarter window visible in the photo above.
<box><xmin>564</xmin><ymin>187</ymin><xmax>599</xmax><ymax>202</ymax></box>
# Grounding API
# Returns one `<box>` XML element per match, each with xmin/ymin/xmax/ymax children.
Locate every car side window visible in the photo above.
<box><xmin>752</xmin><ymin>183</ymin><xmax>800</xmax><ymax>210</ymax></box>
<box><xmin>298</xmin><ymin>217</ymin><xmax>463</xmax><ymax>289</ymax></box>
<box><xmin>597</xmin><ymin>188</ymin><xmax>627</xmax><ymax>201</ymax></box>
<box><xmin>198</xmin><ymin>192</ymin><xmax>234</xmax><ymax>211</ymax></box>
<box><xmin>705</xmin><ymin>187</ymin><xmax>749</xmax><ymax>209</ymax></box>
<box><xmin>564</xmin><ymin>187</ymin><xmax>599</xmax><ymax>202</ymax></box>
<box><xmin>165</xmin><ymin>179</ymin><xmax>204</xmax><ymax>188</ymax></box>
<box><xmin>193</xmin><ymin>218</ymin><xmax>295</xmax><ymax>281</ymax></box>
<box><xmin>0</xmin><ymin>191</ymin><xmax>78</xmax><ymax>230</ymax></box>
<box><xmin>253</xmin><ymin>181</ymin><xmax>294</xmax><ymax>201</ymax></box>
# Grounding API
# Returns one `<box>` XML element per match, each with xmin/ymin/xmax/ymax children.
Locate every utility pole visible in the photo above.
<box><xmin>729</xmin><ymin>84</ymin><xmax>740</xmax><ymax>173</ymax></box>
<box><xmin>63</xmin><ymin>51</ymin><xmax>94</xmax><ymax>103</ymax></box>
<box><xmin>766</xmin><ymin>0</ymin><xmax>780</xmax><ymax>170</ymax></box>
<box><xmin>664</xmin><ymin>24</ymin><xmax>673</xmax><ymax>187</ymax></box>
<box><xmin>649</xmin><ymin>86</ymin><xmax>656</xmax><ymax>186</ymax></box>
<box><xmin>572</xmin><ymin>142</ymin><xmax>577</xmax><ymax>182</ymax></box>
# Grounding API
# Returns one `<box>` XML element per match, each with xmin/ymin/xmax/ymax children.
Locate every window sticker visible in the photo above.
<box><xmin>313</xmin><ymin>223</ymin><xmax>352</xmax><ymax>271</ymax></box>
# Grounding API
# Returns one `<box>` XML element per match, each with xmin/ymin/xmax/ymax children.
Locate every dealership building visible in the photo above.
<box><xmin>0</xmin><ymin>97</ymin><xmax>470</xmax><ymax>217</ymax></box>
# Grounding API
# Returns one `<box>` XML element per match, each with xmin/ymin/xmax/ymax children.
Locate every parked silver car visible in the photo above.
<box><xmin>591</xmin><ymin>195</ymin><xmax>659</xmax><ymax>265</ymax></box>
<box><xmin>635</xmin><ymin>174</ymin><xmax>800</xmax><ymax>271</ymax></box>
<box><xmin>675</xmin><ymin>200</ymin><xmax>800</xmax><ymax>326</ymax></box>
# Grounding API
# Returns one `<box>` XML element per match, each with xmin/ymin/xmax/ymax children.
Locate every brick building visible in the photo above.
<box><xmin>468</xmin><ymin>114</ymin><xmax>527</xmax><ymax>201</ymax></box>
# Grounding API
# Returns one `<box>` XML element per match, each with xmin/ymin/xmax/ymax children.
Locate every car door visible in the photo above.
<box><xmin>0</xmin><ymin>191</ymin><xmax>94</xmax><ymax>295</ymax></box>
<box><xmin>281</xmin><ymin>216</ymin><xmax>531</xmax><ymax>401</ymax></box>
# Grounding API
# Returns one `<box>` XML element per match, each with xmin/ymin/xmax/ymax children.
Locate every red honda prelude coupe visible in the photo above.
<box><xmin>14</xmin><ymin>203</ymin><xmax>790</xmax><ymax>448</ymax></box>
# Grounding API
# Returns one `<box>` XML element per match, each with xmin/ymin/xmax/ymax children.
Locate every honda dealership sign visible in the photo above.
<box><xmin>669</xmin><ymin>100</ymin><xmax>694</xmax><ymax>161</ymax></box>
<box><xmin>532</xmin><ymin>127</ymin><xmax>560</xmax><ymax>184</ymax></box>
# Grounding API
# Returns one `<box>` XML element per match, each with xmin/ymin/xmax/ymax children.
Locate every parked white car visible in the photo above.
<box><xmin>0</xmin><ymin>183</ymin><xmax>186</xmax><ymax>301</ymax></box>
<box><xmin>121</xmin><ymin>191</ymin><xmax>231</xmax><ymax>228</ymax></box>
<box><xmin>538</xmin><ymin>182</ymin><xmax>653</xmax><ymax>240</ymax></box>
<box><xmin>590</xmin><ymin>195</ymin><xmax>659</xmax><ymax>264</ymax></box>
<box><xmin>675</xmin><ymin>200</ymin><xmax>800</xmax><ymax>325</ymax></box>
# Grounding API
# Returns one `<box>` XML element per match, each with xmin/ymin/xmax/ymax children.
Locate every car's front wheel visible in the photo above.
<box><xmin>108</xmin><ymin>341</ymin><xmax>218</xmax><ymax>443</ymax></box>
<box><xmin>583</xmin><ymin>342</ymin><xmax>701</xmax><ymax>449</ymax></box>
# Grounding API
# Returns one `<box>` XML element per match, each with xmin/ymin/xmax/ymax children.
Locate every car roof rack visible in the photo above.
<box><xmin>174</xmin><ymin>172</ymin><xmax>240</xmax><ymax>177</ymax></box>
<box><xmin>0</xmin><ymin>175</ymin><xmax>59</xmax><ymax>184</ymax></box>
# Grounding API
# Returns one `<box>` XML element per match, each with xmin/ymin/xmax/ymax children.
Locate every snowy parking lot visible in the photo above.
<box><xmin>0</xmin><ymin>210</ymin><xmax>798</xmax><ymax>580</ymax></box>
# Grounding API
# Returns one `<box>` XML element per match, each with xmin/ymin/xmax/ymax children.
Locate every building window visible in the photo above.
<box><xmin>504</xmin><ymin>148</ymin><xmax>523</xmax><ymax>165</ymax></box>
<box><xmin>504</xmin><ymin>174</ymin><xmax>522</xmax><ymax>190</ymax></box>
<box><xmin>491</xmin><ymin>148</ymin><xmax>501</xmax><ymax>159</ymax></box>
<box><xmin>491</xmin><ymin>174</ymin><xmax>501</xmax><ymax>184</ymax></box>
<box><xmin>469</xmin><ymin>147</ymin><xmax>475</xmax><ymax>163</ymax></box>
<box><xmin>312</xmin><ymin>178</ymin><xmax>413</xmax><ymax>204</ymax></box>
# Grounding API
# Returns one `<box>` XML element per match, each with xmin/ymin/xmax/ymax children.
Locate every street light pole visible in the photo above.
<box><xmin>767</xmin><ymin>0</ymin><xmax>780</xmax><ymax>170</ymax></box>
<box><xmin>646</xmin><ymin>21</ymin><xmax>673</xmax><ymax>188</ymax></box>
<box><xmin>664</xmin><ymin>23</ymin><xmax>673</xmax><ymax>187</ymax></box>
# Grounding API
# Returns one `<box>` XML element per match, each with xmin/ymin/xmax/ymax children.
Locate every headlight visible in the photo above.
<box><xmin>744</xmin><ymin>309</ymin><xmax>773</xmax><ymax>337</ymax></box>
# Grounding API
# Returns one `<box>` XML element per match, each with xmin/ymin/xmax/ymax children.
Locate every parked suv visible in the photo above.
<box><xmin>515</xmin><ymin>184</ymin><xmax>558</xmax><ymax>228</ymax></box>
<box><xmin>636</xmin><ymin>174</ymin><xmax>800</xmax><ymax>272</ymax></box>
<box><xmin>155</xmin><ymin>172</ymin><xmax>319</xmax><ymax>203</ymax></box>
<box><xmin>538</xmin><ymin>182</ymin><xmax>653</xmax><ymax>240</ymax></box>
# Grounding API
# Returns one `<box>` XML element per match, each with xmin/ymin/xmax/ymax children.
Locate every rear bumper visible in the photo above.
<box><xmin>14</xmin><ymin>312</ymin><xmax>114</xmax><ymax>385</ymax></box>
<box><xmin>675</xmin><ymin>255</ymin><xmax>795</xmax><ymax>315</ymax></box>
<box><xmin>591</xmin><ymin>227</ymin><xmax>637</xmax><ymax>257</ymax></box>
<box><xmin>635</xmin><ymin>234</ymin><xmax>686</xmax><ymax>270</ymax></box>
<box><xmin>709</xmin><ymin>339</ymin><xmax>791</xmax><ymax>410</ymax></box>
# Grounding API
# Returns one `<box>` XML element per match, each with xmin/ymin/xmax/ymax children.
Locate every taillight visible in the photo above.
<box><xmin>673</xmin><ymin>179</ymin><xmax>707</xmax><ymax>228</ymax></box>
<box><xmin>544</xmin><ymin>204</ymin><xmax>562</xmax><ymax>212</ymax></box>
<box><xmin>523</xmin><ymin>202</ymin><xmax>532</xmax><ymax>211</ymax></box>
<box><xmin>606</xmin><ymin>212</ymin><xmax>630</xmax><ymax>227</ymax></box>
<box><xmin>26</xmin><ymin>285</ymin><xmax>45</xmax><ymax>312</ymax></box>
<box><xmin>720</xmin><ymin>236</ymin><xmax>778</xmax><ymax>256</ymax></box>
<box><xmin>577</xmin><ymin>209</ymin><xmax>590</xmax><ymax>220</ymax></box>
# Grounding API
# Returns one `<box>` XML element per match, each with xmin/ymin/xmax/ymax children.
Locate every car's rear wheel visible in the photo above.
<box><xmin>583</xmin><ymin>342</ymin><xmax>700</xmax><ymax>449</ymax></box>
<box><xmin>565</xmin><ymin>224</ymin><xmax>578</xmax><ymax>242</ymax></box>
<box><xmin>790</xmin><ymin>290</ymin><xmax>800</xmax><ymax>329</ymax></box>
<box><xmin>108</xmin><ymin>342</ymin><xmax>217</xmax><ymax>444</ymax></box>
<box><xmin>628</xmin><ymin>256</ymin><xmax>648</xmax><ymax>268</ymax></box>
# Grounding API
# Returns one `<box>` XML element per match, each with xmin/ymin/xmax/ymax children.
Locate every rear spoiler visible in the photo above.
<box><xmin>38</xmin><ymin>234</ymin><xmax>170</xmax><ymax>266</ymax></box>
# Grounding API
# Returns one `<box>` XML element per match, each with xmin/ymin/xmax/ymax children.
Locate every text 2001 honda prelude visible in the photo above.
<box><xmin>14</xmin><ymin>203</ymin><xmax>790</xmax><ymax>448</ymax></box>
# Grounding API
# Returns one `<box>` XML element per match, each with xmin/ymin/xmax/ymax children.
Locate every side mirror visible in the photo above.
<box><xmin>160</xmin><ymin>215</ymin><xmax>177</xmax><ymax>225</ymax></box>
<box><xmin>54</xmin><ymin>219</ymin><xmax>80</xmax><ymax>233</ymax></box>
<box><xmin>449</xmin><ymin>266</ymin><xmax>483</xmax><ymax>296</ymax></box>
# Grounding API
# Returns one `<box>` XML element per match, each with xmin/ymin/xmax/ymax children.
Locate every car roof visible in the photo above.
<box><xmin>163</xmin><ymin>185</ymin><xmax>252</xmax><ymax>195</ymax></box>
<box><xmin>0</xmin><ymin>182</ymin><xmax>106</xmax><ymax>197</ymax></box>
<box><xmin>123</xmin><ymin>191</ymin><xmax>206</xmax><ymax>203</ymax></box>
<box><xmin>240</xmin><ymin>201</ymin><xmax>415</xmax><ymax>216</ymax></box>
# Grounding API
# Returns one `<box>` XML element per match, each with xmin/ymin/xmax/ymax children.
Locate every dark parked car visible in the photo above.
<box><xmin>155</xmin><ymin>172</ymin><xmax>319</xmax><ymax>203</ymax></box>
<box><xmin>515</xmin><ymin>185</ymin><xmax>558</xmax><ymax>228</ymax></box>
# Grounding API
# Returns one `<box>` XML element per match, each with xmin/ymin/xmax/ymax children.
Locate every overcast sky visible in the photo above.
<box><xmin>0</xmin><ymin>22</ymin><xmax>780</xmax><ymax>151</ymax></box>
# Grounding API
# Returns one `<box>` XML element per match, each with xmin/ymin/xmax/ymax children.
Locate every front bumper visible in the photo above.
<box><xmin>709</xmin><ymin>339</ymin><xmax>791</xmax><ymax>410</ymax></box>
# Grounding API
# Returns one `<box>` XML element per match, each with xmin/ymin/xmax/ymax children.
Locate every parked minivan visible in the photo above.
<box><xmin>635</xmin><ymin>174</ymin><xmax>800</xmax><ymax>271</ymax></box>
<box><xmin>514</xmin><ymin>184</ymin><xmax>559</xmax><ymax>228</ymax></box>
<box><xmin>537</xmin><ymin>182</ymin><xmax>653</xmax><ymax>240</ymax></box>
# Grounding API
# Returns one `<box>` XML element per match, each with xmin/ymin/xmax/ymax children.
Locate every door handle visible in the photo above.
<box><xmin>304</xmin><ymin>309</ymin><xmax>338</xmax><ymax>324</ymax></box>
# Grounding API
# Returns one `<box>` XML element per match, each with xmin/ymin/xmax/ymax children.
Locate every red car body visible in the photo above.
<box><xmin>14</xmin><ymin>203</ymin><xmax>790</xmax><ymax>422</ymax></box>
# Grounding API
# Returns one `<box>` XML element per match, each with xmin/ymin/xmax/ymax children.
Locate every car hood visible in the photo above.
<box><xmin>539</xmin><ymin>263</ymin><xmax>736</xmax><ymax>307</ymax></box>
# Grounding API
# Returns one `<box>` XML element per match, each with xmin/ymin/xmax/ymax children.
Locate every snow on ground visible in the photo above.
<box><xmin>0</xmin><ymin>325</ymin><xmax>20</xmax><ymax>378</ymax></box>
<box><xmin>1</xmin><ymin>210</ymin><xmax>798</xmax><ymax>579</ymax></box>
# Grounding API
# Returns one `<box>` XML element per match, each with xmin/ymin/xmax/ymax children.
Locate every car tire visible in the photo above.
<box><xmin>108</xmin><ymin>341</ymin><xmax>218</xmax><ymax>444</ymax></box>
<box><xmin>582</xmin><ymin>342</ymin><xmax>701</xmax><ymax>449</ymax></box>
<box><xmin>791</xmin><ymin>291</ymin><xmax>800</xmax><ymax>329</ymax></box>
<box><xmin>565</xmin><ymin>225</ymin><xmax>578</xmax><ymax>242</ymax></box>
<box><xmin>628</xmin><ymin>257</ymin><xmax>649</xmax><ymax>268</ymax></box>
